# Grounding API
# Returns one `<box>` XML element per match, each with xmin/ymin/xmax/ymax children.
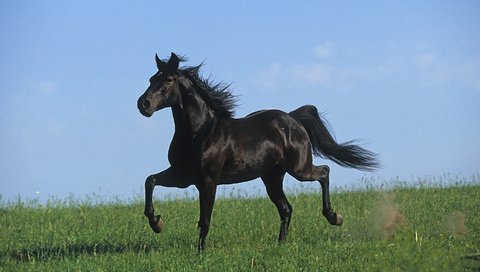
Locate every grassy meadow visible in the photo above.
<box><xmin>1</xmin><ymin>177</ymin><xmax>479</xmax><ymax>271</ymax></box>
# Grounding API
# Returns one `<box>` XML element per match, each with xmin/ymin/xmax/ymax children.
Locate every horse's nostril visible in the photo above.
<box><xmin>142</xmin><ymin>99</ymin><xmax>151</xmax><ymax>109</ymax></box>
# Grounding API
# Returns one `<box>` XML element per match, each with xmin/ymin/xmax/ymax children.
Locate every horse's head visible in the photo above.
<box><xmin>137</xmin><ymin>52</ymin><xmax>182</xmax><ymax>117</ymax></box>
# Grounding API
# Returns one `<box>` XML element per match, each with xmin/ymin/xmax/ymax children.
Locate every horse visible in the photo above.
<box><xmin>137</xmin><ymin>52</ymin><xmax>379</xmax><ymax>251</ymax></box>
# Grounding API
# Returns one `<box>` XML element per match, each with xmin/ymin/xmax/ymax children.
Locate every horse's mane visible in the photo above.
<box><xmin>180</xmin><ymin>64</ymin><xmax>238</xmax><ymax>118</ymax></box>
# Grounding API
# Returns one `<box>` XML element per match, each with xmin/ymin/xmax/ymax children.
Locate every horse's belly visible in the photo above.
<box><xmin>217</xmin><ymin>143</ymin><xmax>284</xmax><ymax>184</ymax></box>
<box><xmin>218</xmin><ymin>168</ymin><xmax>263</xmax><ymax>184</ymax></box>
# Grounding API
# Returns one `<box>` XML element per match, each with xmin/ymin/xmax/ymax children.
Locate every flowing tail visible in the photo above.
<box><xmin>289</xmin><ymin>105</ymin><xmax>380</xmax><ymax>171</ymax></box>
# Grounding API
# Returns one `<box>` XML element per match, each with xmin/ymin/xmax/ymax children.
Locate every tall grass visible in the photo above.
<box><xmin>1</xmin><ymin>177</ymin><xmax>479</xmax><ymax>271</ymax></box>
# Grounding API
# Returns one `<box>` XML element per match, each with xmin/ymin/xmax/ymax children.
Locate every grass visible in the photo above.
<box><xmin>1</xmin><ymin>178</ymin><xmax>479</xmax><ymax>271</ymax></box>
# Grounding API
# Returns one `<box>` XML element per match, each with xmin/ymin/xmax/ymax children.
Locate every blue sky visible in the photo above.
<box><xmin>1</xmin><ymin>1</ymin><xmax>479</xmax><ymax>203</ymax></box>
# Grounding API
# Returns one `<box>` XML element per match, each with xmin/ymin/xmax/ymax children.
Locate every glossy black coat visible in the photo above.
<box><xmin>137</xmin><ymin>53</ymin><xmax>379</xmax><ymax>250</ymax></box>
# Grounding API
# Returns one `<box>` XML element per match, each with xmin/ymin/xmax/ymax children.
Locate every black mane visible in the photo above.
<box><xmin>181</xmin><ymin>64</ymin><xmax>238</xmax><ymax>118</ymax></box>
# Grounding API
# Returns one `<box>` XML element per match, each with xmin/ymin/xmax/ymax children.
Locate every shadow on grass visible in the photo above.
<box><xmin>3</xmin><ymin>237</ymin><xmax>193</xmax><ymax>263</ymax></box>
<box><xmin>462</xmin><ymin>253</ymin><xmax>480</xmax><ymax>272</ymax></box>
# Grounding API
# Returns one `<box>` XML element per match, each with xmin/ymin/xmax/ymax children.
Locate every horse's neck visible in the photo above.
<box><xmin>171</xmin><ymin>105</ymin><xmax>187</xmax><ymax>133</ymax></box>
<box><xmin>171</xmin><ymin>87</ymin><xmax>216</xmax><ymax>139</ymax></box>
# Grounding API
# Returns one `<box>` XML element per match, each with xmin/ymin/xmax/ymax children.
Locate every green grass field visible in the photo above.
<box><xmin>1</xmin><ymin>178</ymin><xmax>479</xmax><ymax>271</ymax></box>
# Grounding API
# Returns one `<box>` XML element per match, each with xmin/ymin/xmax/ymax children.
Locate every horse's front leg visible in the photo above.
<box><xmin>144</xmin><ymin>167</ymin><xmax>191</xmax><ymax>233</ymax></box>
<box><xmin>196</xmin><ymin>177</ymin><xmax>217</xmax><ymax>251</ymax></box>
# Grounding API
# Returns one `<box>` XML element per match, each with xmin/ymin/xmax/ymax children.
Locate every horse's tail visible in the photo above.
<box><xmin>289</xmin><ymin>105</ymin><xmax>380</xmax><ymax>171</ymax></box>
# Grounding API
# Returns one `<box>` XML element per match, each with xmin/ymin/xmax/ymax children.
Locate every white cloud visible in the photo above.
<box><xmin>414</xmin><ymin>53</ymin><xmax>436</xmax><ymax>68</ymax></box>
<box><xmin>412</xmin><ymin>51</ymin><xmax>480</xmax><ymax>91</ymax></box>
<box><xmin>255</xmin><ymin>47</ymin><xmax>480</xmax><ymax>93</ymax></box>
<box><xmin>255</xmin><ymin>62</ymin><xmax>333</xmax><ymax>89</ymax></box>
<box><xmin>413</xmin><ymin>52</ymin><xmax>467</xmax><ymax>85</ymax></box>
<box><xmin>292</xmin><ymin>64</ymin><xmax>332</xmax><ymax>85</ymax></box>
<box><xmin>314</xmin><ymin>43</ymin><xmax>334</xmax><ymax>59</ymax></box>
<box><xmin>255</xmin><ymin>59</ymin><xmax>399</xmax><ymax>91</ymax></box>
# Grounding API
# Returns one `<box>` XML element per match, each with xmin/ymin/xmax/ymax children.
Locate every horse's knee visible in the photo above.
<box><xmin>318</xmin><ymin>165</ymin><xmax>329</xmax><ymax>183</ymax></box>
<box><xmin>320</xmin><ymin>165</ymin><xmax>329</xmax><ymax>176</ymax></box>
<box><xmin>145</xmin><ymin>175</ymin><xmax>156</xmax><ymax>190</ymax></box>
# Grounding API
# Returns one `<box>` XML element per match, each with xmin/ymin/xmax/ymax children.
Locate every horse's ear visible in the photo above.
<box><xmin>168</xmin><ymin>52</ymin><xmax>180</xmax><ymax>70</ymax></box>
<box><xmin>155</xmin><ymin>54</ymin><xmax>165</xmax><ymax>70</ymax></box>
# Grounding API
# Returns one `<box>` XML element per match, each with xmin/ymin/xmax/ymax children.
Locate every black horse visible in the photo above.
<box><xmin>137</xmin><ymin>53</ymin><xmax>379</xmax><ymax>250</ymax></box>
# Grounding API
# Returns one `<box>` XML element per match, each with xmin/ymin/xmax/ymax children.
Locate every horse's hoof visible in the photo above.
<box><xmin>149</xmin><ymin>215</ymin><xmax>165</xmax><ymax>233</ymax></box>
<box><xmin>335</xmin><ymin>214</ymin><xmax>343</xmax><ymax>226</ymax></box>
<box><xmin>327</xmin><ymin>212</ymin><xmax>343</xmax><ymax>226</ymax></box>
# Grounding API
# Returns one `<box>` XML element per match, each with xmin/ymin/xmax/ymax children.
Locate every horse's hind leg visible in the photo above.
<box><xmin>261</xmin><ymin>167</ymin><xmax>292</xmax><ymax>243</ymax></box>
<box><xmin>289</xmin><ymin>163</ymin><xmax>343</xmax><ymax>226</ymax></box>
<box><xmin>316</xmin><ymin>165</ymin><xmax>343</xmax><ymax>225</ymax></box>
